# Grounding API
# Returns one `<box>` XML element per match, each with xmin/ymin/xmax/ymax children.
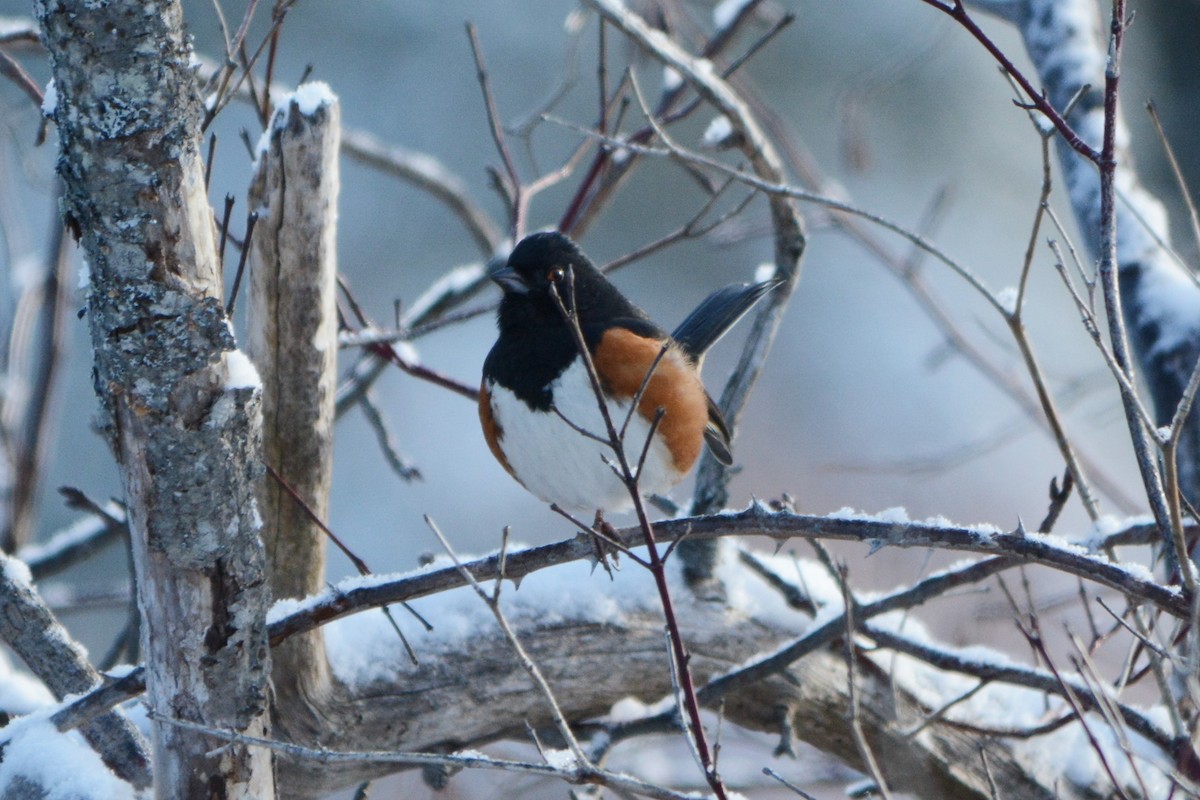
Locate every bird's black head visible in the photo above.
<box><xmin>483</xmin><ymin>231</ymin><xmax>661</xmax><ymax>403</ymax></box>
<box><xmin>494</xmin><ymin>231</ymin><xmax>598</xmax><ymax>296</ymax></box>
<box><xmin>491</xmin><ymin>231</ymin><xmax>623</xmax><ymax>326</ymax></box>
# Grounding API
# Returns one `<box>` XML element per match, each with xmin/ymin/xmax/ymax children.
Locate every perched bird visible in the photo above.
<box><xmin>480</xmin><ymin>231</ymin><xmax>777</xmax><ymax>512</ymax></box>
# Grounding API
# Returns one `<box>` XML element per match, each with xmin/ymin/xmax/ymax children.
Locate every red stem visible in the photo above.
<box><xmin>920</xmin><ymin>0</ymin><xmax>1101</xmax><ymax>164</ymax></box>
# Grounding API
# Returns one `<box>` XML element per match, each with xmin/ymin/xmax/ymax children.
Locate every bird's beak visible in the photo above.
<box><xmin>490</xmin><ymin>265</ymin><xmax>529</xmax><ymax>295</ymax></box>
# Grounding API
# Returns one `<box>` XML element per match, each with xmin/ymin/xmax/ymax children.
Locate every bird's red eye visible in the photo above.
<box><xmin>547</xmin><ymin>267</ymin><xmax>564</xmax><ymax>283</ymax></box>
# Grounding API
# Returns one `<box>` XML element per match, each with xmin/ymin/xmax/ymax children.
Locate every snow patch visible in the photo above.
<box><xmin>0</xmin><ymin>650</ymin><xmax>53</xmax><ymax>716</ymax></box>
<box><xmin>254</xmin><ymin>83</ymin><xmax>335</xmax><ymax>165</ymax></box>
<box><xmin>16</xmin><ymin>504</ymin><xmax>124</xmax><ymax>567</ymax></box>
<box><xmin>224</xmin><ymin>349</ymin><xmax>261</xmax><ymax>390</ymax></box>
<box><xmin>10</xmin><ymin>253</ymin><xmax>42</xmax><ymax>294</ymax></box>
<box><xmin>2</xmin><ymin>554</ymin><xmax>33</xmax><ymax>588</ymax></box>
<box><xmin>41</xmin><ymin>78</ymin><xmax>57</xmax><ymax>117</ymax></box>
<box><xmin>402</xmin><ymin>263</ymin><xmax>485</xmax><ymax>326</ymax></box>
<box><xmin>0</xmin><ymin>718</ymin><xmax>135</xmax><ymax>800</ymax></box>
<box><xmin>563</xmin><ymin>9</ymin><xmax>586</xmax><ymax>34</ymax></box>
<box><xmin>661</xmin><ymin>65</ymin><xmax>682</xmax><ymax>92</ymax></box>
<box><xmin>713</xmin><ymin>0</ymin><xmax>754</xmax><ymax>28</ymax></box>
<box><xmin>717</xmin><ymin>540</ymin><xmax>842</xmax><ymax>625</ymax></box>
<box><xmin>542</xmin><ymin>748</ymin><xmax>578</xmax><ymax>771</ymax></box>
<box><xmin>319</xmin><ymin>545</ymin><xmax>675</xmax><ymax>689</ymax></box>
<box><xmin>827</xmin><ymin>506</ymin><xmax>911</xmax><ymax>524</ymax></box>
<box><xmin>392</xmin><ymin>340</ymin><xmax>420</xmax><ymax>365</ymax></box>
<box><xmin>753</xmin><ymin>263</ymin><xmax>775</xmax><ymax>284</ymax></box>
<box><xmin>291</xmin><ymin>81</ymin><xmax>337</xmax><ymax>116</ymax></box>
<box><xmin>702</xmin><ymin>115</ymin><xmax>733</xmax><ymax>147</ymax></box>
<box><xmin>995</xmin><ymin>286</ymin><xmax>1018</xmax><ymax>315</ymax></box>
<box><xmin>1130</xmin><ymin>254</ymin><xmax>1200</xmax><ymax>357</ymax></box>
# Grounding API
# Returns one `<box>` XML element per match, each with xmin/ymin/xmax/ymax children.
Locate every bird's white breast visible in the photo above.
<box><xmin>486</xmin><ymin>358</ymin><xmax>684</xmax><ymax>512</ymax></box>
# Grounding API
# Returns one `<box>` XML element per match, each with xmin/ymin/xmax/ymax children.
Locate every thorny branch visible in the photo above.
<box><xmin>546</xmin><ymin>267</ymin><xmax>730</xmax><ymax>799</ymax></box>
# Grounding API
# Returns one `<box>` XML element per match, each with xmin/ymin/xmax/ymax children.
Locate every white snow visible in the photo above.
<box><xmin>10</xmin><ymin>253</ymin><xmax>42</xmax><ymax>293</ymax></box>
<box><xmin>1082</xmin><ymin>514</ymin><xmax>1158</xmax><ymax>554</ymax></box>
<box><xmin>77</xmin><ymin>256</ymin><xmax>91</xmax><ymax>289</ymax></box>
<box><xmin>995</xmin><ymin>285</ymin><xmax>1018</xmax><ymax>315</ymax></box>
<box><xmin>318</xmin><ymin>542</ymin><xmax>678</xmax><ymax>689</ymax></box>
<box><xmin>0</xmin><ymin>19</ymin><xmax>35</xmax><ymax>38</ymax></box>
<box><xmin>16</xmin><ymin>509</ymin><xmax>118</xmax><ymax>567</ymax></box>
<box><xmin>713</xmin><ymin>0</ymin><xmax>754</xmax><ymax>29</ymax></box>
<box><xmin>253</xmin><ymin>124</ymin><xmax>274</xmax><ymax>165</ymax></box>
<box><xmin>563</xmin><ymin>9</ymin><xmax>586</xmax><ymax>34</ymax></box>
<box><xmin>401</xmin><ymin>263</ymin><xmax>485</xmax><ymax>326</ymax></box>
<box><xmin>392</xmin><ymin>340</ymin><xmax>420</xmax><ymax>365</ymax></box>
<box><xmin>717</xmin><ymin>539</ymin><xmax>841</xmax><ymax>626</ymax></box>
<box><xmin>291</xmin><ymin>80</ymin><xmax>337</xmax><ymax>116</ymax></box>
<box><xmin>41</xmin><ymin>78</ymin><xmax>56</xmax><ymax>117</ymax></box>
<box><xmin>2</xmin><ymin>553</ymin><xmax>33</xmax><ymax>588</ymax></box>
<box><xmin>1023</xmin><ymin>0</ymin><xmax>1104</xmax><ymax>103</ymax></box>
<box><xmin>661</xmin><ymin>65</ymin><xmax>682</xmax><ymax>92</ymax></box>
<box><xmin>1126</xmin><ymin>248</ymin><xmax>1200</xmax><ymax>357</ymax></box>
<box><xmin>103</xmin><ymin>664</ymin><xmax>138</xmax><ymax>679</ymax></box>
<box><xmin>254</xmin><ymin>83</ymin><xmax>335</xmax><ymax>164</ymax></box>
<box><xmin>0</xmin><ymin>717</ymin><xmax>134</xmax><ymax>800</ymax></box>
<box><xmin>223</xmin><ymin>349</ymin><xmax>262</xmax><ymax>390</ymax></box>
<box><xmin>827</xmin><ymin>505</ymin><xmax>911</xmax><ymax>524</ymax></box>
<box><xmin>702</xmin><ymin>115</ymin><xmax>733</xmax><ymax>147</ymax></box>
<box><xmin>1024</xmin><ymin>530</ymin><xmax>1089</xmax><ymax>556</ymax></box>
<box><xmin>607</xmin><ymin>695</ymin><xmax>671</xmax><ymax>722</ymax></box>
<box><xmin>542</xmin><ymin>747</ymin><xmax>578</xmax><ymax>771</ymax></box>
<box><xmin>324</xmin><ymin>535</ymin><xmax>842</xmax><ymax>697</ymax></box>
<box><xmin>0</xmin><ymin>650</ymin><xmax>53</xmax><ymax>716</ymax></box>
<box><xmin>1021</xmin><ymin>712</ymin><xmax>1172</xmax><ymax>797</ymax></box>
<box><xmin>753</xmin><ymin>263</ymin><xmax>775</xmax><ymax>284</ymax></box>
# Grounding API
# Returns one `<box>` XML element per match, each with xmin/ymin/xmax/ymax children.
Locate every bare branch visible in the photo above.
<box><xmin>0</xmin><ymin>552</ymin><xmax>150</xmax><ymax>787</ymax></box>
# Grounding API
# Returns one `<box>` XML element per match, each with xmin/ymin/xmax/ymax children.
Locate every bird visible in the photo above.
<box><xmin>480</xmin><ymin>230</ymin><xmax>778</xmax><ymax>513</ymax></box>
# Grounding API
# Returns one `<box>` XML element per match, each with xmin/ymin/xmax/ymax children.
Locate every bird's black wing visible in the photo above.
<box><xmin>671</xmin><ymin>278</ymin><xmax>782</xmax><ymax>364</ymax></box>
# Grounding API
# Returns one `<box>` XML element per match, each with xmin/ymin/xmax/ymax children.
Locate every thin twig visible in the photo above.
<box><xmin>150</xmin><ymin>712</ymin><xmax>700</xmax><ymax>800</ymax></box>
<box><xmin>1090</xmin><ymin>0</ymin><xmax>1175</xmax><ymax>557</ymax></box>
<box><xmin>917</xmin><ymin>0</ymin><xmax>1099</xmax><ymax>162</ymax></box>
<box><xmin>1006</xmin><ymin>123</ymin><xmax>1100</xmax><ymax>520</ymax></box>
<box><xmin>1145</xmin><ymin>101</ymin><xmax>1200</xmax><ymax>260</ymax></box>
<box><xmin>265</xmin><ymin>462</ymin><xmax>425</xmax><ymax>665</ymax></box>
<box><xmin>423</xmin><ymin>515</ymin><xmax>589</xmax><ymax>766</ymax></box>
<box><xmin>547</xmin><ymin>267</ymin><xmax>730</xmax><ymax>798</ymax></box>
<box><xmin>835</xmin><ymin>562</ymin><xmax>895</xmax><ymax>800</ymax></box>
<box><xmin>0</xmin><ymin>46</ymin><xmax>43</xmax><ymax>109</ymax></box>
<box><xmin>466</xmin><ymin>22</ymin><xmax>524</xmax><ymax>239</ymax></box>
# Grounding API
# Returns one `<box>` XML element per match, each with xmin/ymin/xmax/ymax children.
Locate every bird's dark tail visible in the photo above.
<box><xmin>671</xmin><ymin>277</ymin><xmax>782</xmax><ymax>363</ymax></box>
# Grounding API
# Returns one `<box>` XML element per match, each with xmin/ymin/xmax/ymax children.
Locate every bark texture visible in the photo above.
<box><xmin>273</xmin><ymin>592</ymin><xmax>1080</xmax><ymax>800</ymax></box>
<box><xmin>246</xmin><ymin>86</ymin><xmax>341</xmax><ymax>767</ymax></box>
<box><xmin>36</xmin><ymin>1</ymin><xmax>274</xmax><ymax>797</ymax></box>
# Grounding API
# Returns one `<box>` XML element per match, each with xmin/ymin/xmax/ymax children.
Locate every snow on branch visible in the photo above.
<box><xmin>999</xmin><ymin>0</ymin><xmax>1200</xmax><ymax>502</ymax></box>
<box><xmin>0</xmin><ymin>551</ymin><xmax>150</xmax><ymax>790</ymax></box>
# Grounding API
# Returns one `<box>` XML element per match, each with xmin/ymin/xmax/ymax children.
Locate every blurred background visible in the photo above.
<box><xmin>1</xmin><ymin>0</ymin><xmax>1198</xmax><ymax>796</ymax></box>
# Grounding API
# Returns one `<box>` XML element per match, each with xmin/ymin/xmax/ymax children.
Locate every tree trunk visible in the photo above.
<box><xmin>36</xmin><ymin>1</ymin><xmax>275</xmax><ymax>796</ymax></box>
